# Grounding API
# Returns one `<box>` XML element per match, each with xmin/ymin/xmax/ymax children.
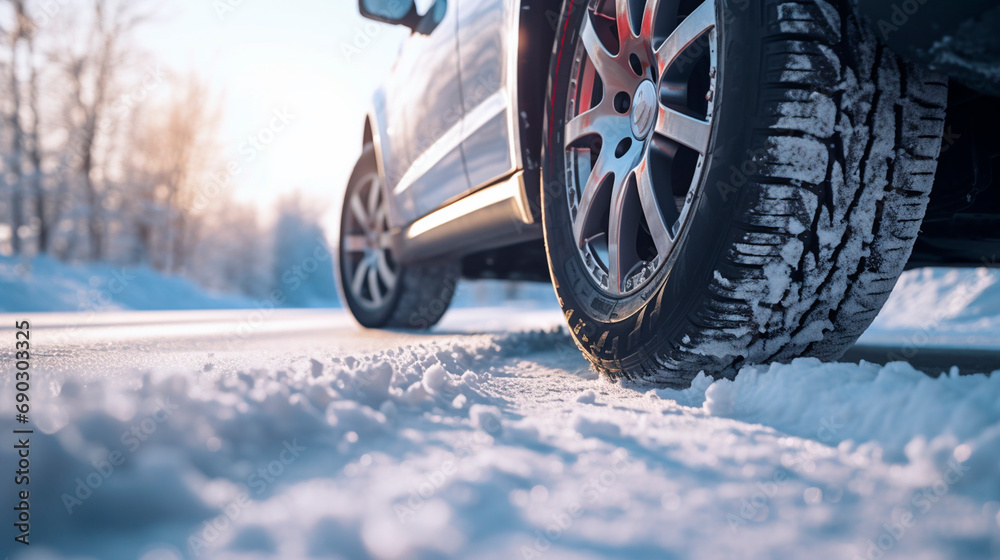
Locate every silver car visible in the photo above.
<box><xmin>337</xmin><ymin>0</ymin><xmax>1000</xmax><ymax>384</ymax></box>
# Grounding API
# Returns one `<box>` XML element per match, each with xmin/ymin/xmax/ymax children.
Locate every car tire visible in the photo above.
<box><xmin>338</xmin><ymin>146</ymin><xmax>459</xmax><ymax>329</ymax></box>
<box><xmin>542</xmin><ymin>0</ymin><xmax>948</xmax><ymax>384</ymax></box>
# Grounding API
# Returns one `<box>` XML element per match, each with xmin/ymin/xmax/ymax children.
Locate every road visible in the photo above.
<box><xmin>4</xmin><ymin>308</ymin><xmax>995</xmax><ymax>382</ymax></box>
<box><xmin>1</xmin><ymin>309</ymin><xmax>997</xmax><ymax>559</ymax></box>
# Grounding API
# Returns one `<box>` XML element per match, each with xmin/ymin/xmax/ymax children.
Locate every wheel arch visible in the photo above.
<box><xmin>361</xmin><ymin>109</ymin><xmax>387</xmax><ymax>183</ymax></box>
<box><xmin>362</xmin><ymin>115</ymin><xmax>374</xmax><ymax>148</ymax></box>
<box><xmin>360</xmin><ymin>87</ymin><xmax>406</xmax><ymax>228</ymax></box>
<box><xmin>514</xmin><ymin>0</ymin><xmax>563</xmax><ymax>221</ymax></box>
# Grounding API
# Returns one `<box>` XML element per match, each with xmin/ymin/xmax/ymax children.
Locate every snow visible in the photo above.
<box><xmin>0</xmin><ymin>255</ymin><xmax>255</xmax><ymax>312</ymax></box>
<box><xmin>4</xmin><ymin>256</ymin><xmax>1000</xmax><ymax>559</ymax></box>
<box><xmin>859</xmin><ymin>267</ymin><xmax>1000</xmax><ymax>348</ymax></box>
<box><xmin>4</xmin><ymin>272</ymin><xmax>1000</xmax><ymax>558</ymax></box>
<box><xmin>0</xmin><ymin>255</ymin><xmax>557</xmax><ymax>313</ymax></box>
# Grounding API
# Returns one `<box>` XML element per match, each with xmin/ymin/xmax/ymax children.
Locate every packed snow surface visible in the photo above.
<box><xmin>2</xmin><ymin>268</ymin><xmax>1000</xmax><ymax>559</ymax></box>
<box><xmin>3</xmin><ymin>322</ymin><xmax>1000</xmax><ymax>559</ymax></box>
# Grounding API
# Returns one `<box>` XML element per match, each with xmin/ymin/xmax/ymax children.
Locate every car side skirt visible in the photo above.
<box><xmin>391</xmin><ymin>171</ymin><xmax>542</xmax><ymax>264</ymax></box>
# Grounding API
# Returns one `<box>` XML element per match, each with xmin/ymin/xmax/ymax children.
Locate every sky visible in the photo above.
<box><xmin>136</xmin><ymin>0</ymin><xmax>410</xmax><ymax>226</ymax></box>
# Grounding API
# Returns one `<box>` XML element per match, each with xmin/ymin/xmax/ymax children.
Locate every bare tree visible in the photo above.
<box><xmin>126</xmin><ymin>73</ymin><xmax>221</xmax><ymax>272</ymax></box>
<box><xmin>25</xmin><ymin>10</ymin><xmax>45</xmax><ymax>252</ymax></box>
<box><xmin>0</xmin><ymin>0</ymin><xmax>293</xmax><ymax>301</ymax></box>
<box><xmin>55</xmin><ymin>0</ymin><xmax>148</xmax><ymax>260</ymax></box>
<box><xmin>3</xmin><ymin>0</ymin><xmax>32</xmax><ymax>254</ymax></box>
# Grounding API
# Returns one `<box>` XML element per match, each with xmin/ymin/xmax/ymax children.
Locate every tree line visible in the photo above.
<box><xmin>0</xmin><ymin>0</ymin><xmax>336</xmax><ymax>302</ymax></box>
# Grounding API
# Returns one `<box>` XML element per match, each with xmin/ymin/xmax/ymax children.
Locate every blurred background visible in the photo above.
<box><xmin>0</xmin><ymin>0</ymin><xmax>437</xmax><ymax>311</ymax></box>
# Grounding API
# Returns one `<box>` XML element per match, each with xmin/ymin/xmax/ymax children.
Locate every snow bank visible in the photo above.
<box><xmin>0</xmin><ymin>256</ymin><xmax>254</xmax><ymax>312</ymax></box>
<box><xmin>860</xmin><ymin>267</ymin><xmax>1000</xmax><ymax>348</ymax></box>
<box><xmin>3</xmin><ymin>327</ymin><xmax>999</xmax><ymax>559</ymax></box>
<box><xmin>656</xmin><ymin>359</ymin><xmax>1000</xmax><ymax>487</ymax></box>
<box><xmin>0</xmin><ymin>256</ymin><xmax>558</xmax><ymax>313</ymax></box>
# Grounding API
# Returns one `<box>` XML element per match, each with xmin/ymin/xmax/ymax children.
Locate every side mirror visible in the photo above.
<box><xmin>358</xmin><ymin>0</ymin><xmax>445</xmax><ymax>34</ymax></box>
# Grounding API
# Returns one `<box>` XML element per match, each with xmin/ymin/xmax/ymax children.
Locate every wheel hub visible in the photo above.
<box><xmin>630</xmin><ymin>80</ymin><xmax>657</xmax><ymax>140</ymax></box>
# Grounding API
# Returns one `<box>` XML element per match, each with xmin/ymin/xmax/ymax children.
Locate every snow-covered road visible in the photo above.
<box><xmin>1</xmin><ymin>308</ymin><xmax>999</xmax><ymax>559</ymax></box>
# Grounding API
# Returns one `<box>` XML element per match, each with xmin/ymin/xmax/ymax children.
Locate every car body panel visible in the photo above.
<box><xmin>371</xmin><ymin>0</ymin><xmax>522</xmax><ymax>229</ymax></box>
<box><xmin>377</xmin><ymin>0</ymin><xmax>471</xmax><ymax>227</ymax></box>
<box><xmin>457</xmin><ymin>0</ymin><xmax>521</xmax><ymax>190</ymax></box>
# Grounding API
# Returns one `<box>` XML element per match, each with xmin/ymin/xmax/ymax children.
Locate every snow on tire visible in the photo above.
<box><xmin>541</xmin><ymin>0</ymin><xmax>948</xmax><ymax>385</ymax></box>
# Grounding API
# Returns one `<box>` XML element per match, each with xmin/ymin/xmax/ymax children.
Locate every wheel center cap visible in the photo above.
<box><xmin>630</xmin><ymin>80</ymin><xmax>657</xmax><ymax>140</ymax></box>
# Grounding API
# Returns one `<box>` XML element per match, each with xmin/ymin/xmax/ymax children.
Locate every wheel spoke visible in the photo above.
<box><xmin>351</xmin><ymin>257</ymin><xmax>371</xmax><ymax>299</ymax></box>
<box><xmin>654</xmin><ymin>0</ymin><xmax>714</xmax><ymax>75</ymax></box>
<box><xmin>350</xmin><ymin>193</ymin><xmax>369</xmax><ymax>229</ymax></box>
<box><xmin>615</xmin><ymin>0</ymin><xmax>637</xmax><ymax>44</ymax></box>
<box><xmin>375</xmin><ymin>250</ymin><xmax>397</xmax><ymax>287</ymax></box>
<box><xmin>654</xmin><ymin>106</ymin><xmax>711</xmax><ymax>153</ymax></box>
<box><xmin>367</xmin><ymin>265</ymin><xmax>383</xmax><ymax>306</ymax></box>
<box><xmin>636</xmin><ymin>156</ymin><xmax>676</xmax><ymax>258</ymax></box>
<box><xmin>573</xmin><ymin>151</ymin><xmax>614</xmax><ymax>249</ymax></box>
<box><xmin>605</xmin><ymin>171</ymin><xmax>632</xmax><ymax>295</ymax></box>
<box><xmin>366</xmin><ymin>176</ymin><xmax>381</xmax><ymax>221</ymax></box>
<box><xmin>343</xmin><ymin>234</ymin><xmax>367</xmax><ymax>252</ymax></box>
<box><xmin>581</xmin><ymin>14</ymin><xmax>631</xmax><ymax>88</ymax></box>
<box><xmin>564</xmin><ymin>100</ymin><xmax>623</xmax><ymax>147</ymax></box>
<box><xmin>639</xmin><ymin>0</ymin><xmax>661</xmax><ymax>40</ymax></box>
<box><xmin>373</xmin><ymin>204</ymin><xmax>388</xmax><ymax>234</ymax></box>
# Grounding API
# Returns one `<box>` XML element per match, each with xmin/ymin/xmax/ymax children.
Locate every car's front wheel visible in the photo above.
<box><xmin>542</xmin><ymin>0</ymin><xmax>948</xmax><ymax>384</ymax></box>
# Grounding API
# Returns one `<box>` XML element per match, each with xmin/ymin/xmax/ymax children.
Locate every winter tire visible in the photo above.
<box><xmin>338</xmin><ymin>146</ymin><xmax>459</xmax><ymax>329</ymax></box>
<box><xmin>542</xmin><ymin>0</ymin><xmax>948</xmax><ymax>384</ymax></box>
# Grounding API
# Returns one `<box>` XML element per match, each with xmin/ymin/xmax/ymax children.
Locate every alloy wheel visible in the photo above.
<box><xmin>564</xmin><ymin>0</ymin><xmax>718</xmax><ymax>296</ymax></box>
<box><xmin>341</xmin><ymin>172</ymin><xmax>398</xmax><ymax>309</ymax></box>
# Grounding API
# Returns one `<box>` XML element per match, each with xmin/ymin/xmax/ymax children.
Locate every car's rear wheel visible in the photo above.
<box><xmin>542</xmin><ymin>0</ymin><xmax>948</xmax><ymax>384</ymax></box>
<box><xmin>338</xmin><ymin>146</ymin><xmax>459</xmax><ymax>329</ymax></box>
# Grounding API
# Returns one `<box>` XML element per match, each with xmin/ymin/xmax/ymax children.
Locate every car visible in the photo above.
<box><xmin>336</xmin><ymin>0</ymin><xmax>1000</xmax><ymax>385</ymax></box>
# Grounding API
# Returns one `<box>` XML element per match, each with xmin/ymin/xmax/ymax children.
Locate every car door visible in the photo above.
<box><xmin>456</xmin><ymin>0</ymin><xmax>519</xmax><ymax>191</ymax></box>
<box><xmin>382</xmin><ymin>0</ymin><xmax>471</xmax><ymax>225</ymax></box>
